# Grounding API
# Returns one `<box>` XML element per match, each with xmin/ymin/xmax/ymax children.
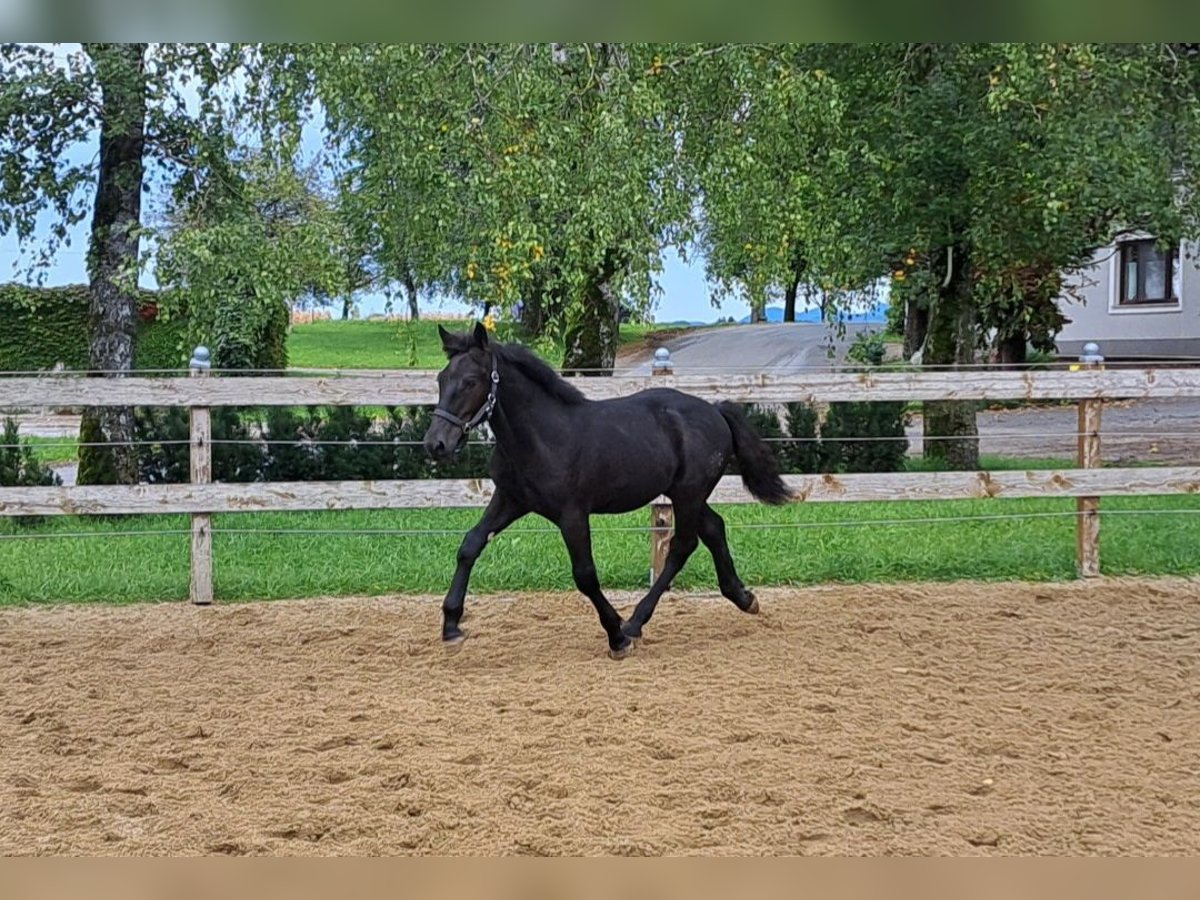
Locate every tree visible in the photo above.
<box><xmin>0</xmin><ymin>43</ymin><xmax>239</xmax><ymax>482</ymax></box>
<box><xmin>691</xmin><ymin>44</ymin><xmax>1200</xmax><ymax>468</ymax></box>
<box><xmin>674</xmin><ymin>47</ymin><xmax>824</xmax><ymax>324</ymax></box>
<box><xmin>864</xmin><ymin>44</ymin><xmax>1200</xmax><ymax>467</ymax></box>
<box><xmin>156</xmin><ymin>151</ymin><xmax>352</xmax><ymax>369</ymax></box>
<box><xmin>247</xmin><ymin>43</ymin><xmax>693</xmax><ymax>373</ymax></box>
<box><xmin>672</xmin><ymin>45</ymin><xmax>894</xmax><ymax>329</ymax></box>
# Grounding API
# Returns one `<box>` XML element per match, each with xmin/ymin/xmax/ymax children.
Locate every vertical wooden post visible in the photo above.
<box><xmin>189</xmin><ymin>346</ymin><xmax>213</xmax><ymax>605</ymax></box>
<box><xmin>650</xmin><ymin>347</ymin><xmax>674</xmax><ymax>585</ymax></box>
<box><xmin>1076</xmin><ymin>342</ymin><xmax>1103</xmax><ymax>578</ymax></box>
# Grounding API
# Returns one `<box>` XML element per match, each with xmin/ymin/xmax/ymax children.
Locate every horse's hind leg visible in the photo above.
<box><xmin>698</xmin><ymin>504</ymin><xmax>759</xmax><ymax>614</ymax></box>
<box><xmin>623</xmin><ymin>505</ymin><xmax>701</xmax><ymax>640</ymax></box>
<box><xmin>558</xmin><ymin>514</ymin><xmax>631</xmax><ymax>659</ymax></box>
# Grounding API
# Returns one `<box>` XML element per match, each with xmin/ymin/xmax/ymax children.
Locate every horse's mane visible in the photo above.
<box><xmin>496</xmin><ymin>342</ymin><xmax>586</xmax><ymax>406</ymax></box>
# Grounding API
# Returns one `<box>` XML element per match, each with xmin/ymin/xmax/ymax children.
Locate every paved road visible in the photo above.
<box><xmin>617</xmin><ymin>322</ymin><xmax>882</xmax><ymax>374</ymax></box>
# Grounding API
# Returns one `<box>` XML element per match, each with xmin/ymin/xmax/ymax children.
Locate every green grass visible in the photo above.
<box><xmin>287</xmin><ymin>320</ymin><xmax>447</xmax><ymax>370</ymax></box>
<box><xmin>22</xmin><ymin>435</ymin><xmax>79</xmax><ymax>465</ymax></box>
<box><xmin>3</xmin><ymin>495</ymin><xmax>1199</xmax><ymax>605</ymax></box>
<box><xmin>905</xmin><ymin>454</ymin><xmax>1073</xmax><ymax>472</ymax></box>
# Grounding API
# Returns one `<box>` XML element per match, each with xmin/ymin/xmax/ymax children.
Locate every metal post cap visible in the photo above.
<box><xmin>1079</xmin><ymin>342</ymin><xmax>1103</xmax><ymax>364</ymax></box>
<box><xmin>190</xmin><ymin>346</ymin><xmax>212</xmax><ymax>369</ymax></box>
<box><xmin>652</xmin><ymin>347</ymin><xmax>672</xmax><ymax>369</ymax></box>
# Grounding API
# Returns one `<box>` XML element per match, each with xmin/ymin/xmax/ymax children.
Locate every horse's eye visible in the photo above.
<box><xmin>462</xmin><ymin>377</ymin><xmax>477</xmax><ymax>389</ymax></box>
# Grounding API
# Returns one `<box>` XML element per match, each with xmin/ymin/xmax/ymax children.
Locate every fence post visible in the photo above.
<box><xmin>189</xmin><ymin>346</ymin><xmax>213</xmax><ymax>605</ymax></box>
<box><xmin>650</xmin><ymin>347</ymin><xmax>675</xmax><ymax>586</ymax></box>
<box><xmin>1076</xmin><ymin>341</ymin><xmax>1103</xmax><ymax>578</ymax></box>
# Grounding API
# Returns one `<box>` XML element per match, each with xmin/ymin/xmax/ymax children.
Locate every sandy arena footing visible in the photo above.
<box><xmin>1</xmin><ymin>578</ymin><xmax>1198</xmax><ymax>855</ymax></box>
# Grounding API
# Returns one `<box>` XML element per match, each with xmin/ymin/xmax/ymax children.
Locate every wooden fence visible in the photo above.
<box><xmin>3</xmin><ymin>347</ymin><xmax>1200</xmax><ymax>603</ymax></box>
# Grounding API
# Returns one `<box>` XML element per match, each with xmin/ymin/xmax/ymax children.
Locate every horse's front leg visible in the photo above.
<box><xmin>442</xmin><ymin>490</ymin><xmax>525</xmax><ymax>646</ymax></box>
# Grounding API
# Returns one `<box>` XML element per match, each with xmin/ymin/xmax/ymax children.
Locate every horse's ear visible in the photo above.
<box><xmin>472</xmin><ymin>321</ymin><xmax>489</xmax><ymax>350</ymax></box>
<box><xmin>439</xmin><ymin>324</ymin><xmax>463</xmax><ymax>358</ymax></box>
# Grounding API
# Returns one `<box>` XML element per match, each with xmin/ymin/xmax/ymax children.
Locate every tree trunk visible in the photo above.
<box><xmin>783</xmin><ymin>252</ymin><xmax>805</xmax><ymax>323</ymax></box>
<box><xmin>562</xmin><ymin>252</ymin><xmax>620</xmax><ymax>376</ymax></box>
<box><xmin>341</xmin><ymin>295</ymin><xmax>353</xmax><ymax>320</ymax></box>
<box><xmin>922</xmin><ymin>244</ymin><xmax>979</xmax><ymax>470</ymax></box>
<box><xmin>78</xmin><ymin>43</ymin><xmax>147</xmax><ymax>487</ymax></box>
<box><xmin>783</xmin><ymin>272</ymin><xmax>801</xmax><ymax>323</ymax></box>
<box><xmin>902</xmin><ymin>296</ymin><xmax>929</xmax><ymax>361</ymax></box>
<box><xmin>403</xmin><ymin>271</ymin><xmax>419</xmax><ymax>321</ymax></box>
<box><xmin>995</xmin><ymin>330</ymin><xmax>1027</xmax><ymax>368</ymax></box>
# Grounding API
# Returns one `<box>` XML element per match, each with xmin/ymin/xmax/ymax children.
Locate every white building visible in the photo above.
<box><xmin>1055</xmin><ymin>234</ymin><xmax>1199</xmax><ymax>360</ymax></box>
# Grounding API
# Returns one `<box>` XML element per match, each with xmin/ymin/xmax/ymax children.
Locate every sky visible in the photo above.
<box><xmin>0</xmin><ymin>43</ymin><xmax>865</xmax><ymax>326</ymax></box>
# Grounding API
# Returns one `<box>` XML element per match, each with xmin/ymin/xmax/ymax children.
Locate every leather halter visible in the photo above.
<box><xmin>432</xmin><ymin>355</ymin><xmax>500</xmax><ymax>436</ymax></box>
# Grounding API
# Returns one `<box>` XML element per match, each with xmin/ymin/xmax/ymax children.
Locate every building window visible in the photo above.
<box><xmin>1118</xmin><ymin>239</ymin><xmax>1179</xmax><ymax>305</ymax></box>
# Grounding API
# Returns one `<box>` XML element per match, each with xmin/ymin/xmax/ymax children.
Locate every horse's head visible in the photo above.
<box><xmin>424</xmin><ymin>322</ymin><xmax>498</xmax><ymax>463</ymax></box>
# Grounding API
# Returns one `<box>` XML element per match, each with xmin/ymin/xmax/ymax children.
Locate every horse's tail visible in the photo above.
<box><xmin>716</xmin><ymin>402</ymin><xmax>793</xmax><ymax>506</ymax></box>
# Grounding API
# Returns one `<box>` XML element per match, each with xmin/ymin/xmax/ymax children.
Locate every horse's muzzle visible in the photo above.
<box><xmin>423</xmin><ymin>425</ymin><xmax>464</xmax><ymax>463</ymax></box>
<box><xmin>423</xmin><ymin>434</ymin><xmax>451</xmax><ymax>462</ymax></box>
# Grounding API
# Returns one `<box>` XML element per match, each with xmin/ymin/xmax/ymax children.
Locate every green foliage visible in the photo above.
<box><xmin>156</xmin><ymin>154</ymin><xmax>346</xmax><ymax>371</ymax></box>
<box><xmin>729</xmin><ymin>400</ymin><xmax>907</xmax><ymax>475</ymax></box>
<box><xmin>0</xmin><ymin>418</ymin><xmax>61</xmax><ymax>528</ymax></box>
<box><xmin>846</xmin><ymin>330</ymin><xmax>886</xmax><ymax>367</ymax></box>
<box><xmin>133</xmin><ymin>408</ymin><xmax>262</xmax><ymax>484</ymax></box>
<box><xmin>76</xmin><ymin>413</ymin><xmax>118</xmax><ymax>485</ymax></box>
<box><xmin>783</xmin><ymin>403</ymin><xmax>821</xmax><ymax>473</ymax></box>
<box><xmin>1</xmin><ymin>44</ymin><xmax>239</xmax><ymax>282</ymax></box>
<box><xmin>132</xmin><ymin>405</ymin><xmax>492</xmax><ymax>484</ymax></box>
<box><xmin>0</xmin><ymin>284</ymin><xmax>188</xmax><ymax>372</ymax></box>
<box><xmin>0</xmin><ymin>419</ymin><xmax>61</xmax><ymax>487</ymax></box>
<box><xmin>684</xmin><ymin>43</ymin><xmax>1200</xmax><ymax>360</ymax></box>
<box><xmin>248</xmin><ymin>44</ymin><xmax>695</xmax><ymax>367</ymax></box>
<box><xmin>819</xmin><ymin>402</ymin><xmax>910</xmax><ymax>473</ymax></box>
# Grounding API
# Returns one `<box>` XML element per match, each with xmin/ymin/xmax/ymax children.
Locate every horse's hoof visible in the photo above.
<box><xmin>443</xmin><ymin>630</ymin><xmax>469</xmax><ymax>653</ymax></box>
<box><xmin>744</xmin><ymin>593</ymin><xmax>760</xmax><ymax>615</ymax></box>
<box><xmin>621</xmin><ymin>622</ymin><xmax>643</xmax><ymax>642</ymax></box>
<box><xmin>608</xmin><ymin>640</ymin><xmax>635</xmax><ymax>661</ymax></box>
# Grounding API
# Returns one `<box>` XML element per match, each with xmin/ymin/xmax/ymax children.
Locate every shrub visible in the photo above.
<box><xmin>783</xmin><ymin>402</ymin><xmax>821</xmax><ymax>473</ymax></box>
<box><xmin>819</xmin><ymin>402</ymin><xmax>909</xmax><ymax>473</ymax></box>
<box><xmin>131</xmin><ymin>405</ymin><xmax>494</xmax><ymax>484</ymax></box>
<box><xmin>135</xmin><ymin>407</ymin><xmax>263</xmax><ymax>484</ymax></box>
<box><xmin>208</xmin><ymin>295</ymin><xmax>289</xmax><ymax>371</ymax></box>
<box><xmin>847</xmin><ymin>330</ymin><xmax>887</xmax><ymax>367</ymax></box>
<box><xmin>1</xmin><ymin>418</ymin><xmax>61</xmax><ymax>527</ymax></box>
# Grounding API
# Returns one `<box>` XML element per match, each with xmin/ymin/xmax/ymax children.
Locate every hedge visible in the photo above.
<box><xmin>134</xmin><ymin>405</ymin><xmax>493</xmax><ymax>483</ymax></box>
<box><xmin>0</xmin><ymin>284</ymin><xmax>191</xmax><ymax>373</ymax></box>
<box><xmin>0</xmin><ymin>283</ymin><xmax>287</xmax><ymax>373</ymax></box>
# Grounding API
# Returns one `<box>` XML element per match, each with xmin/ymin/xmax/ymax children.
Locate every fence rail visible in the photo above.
<box><xmin>3</xmin><ymin>343</ymin><xmax>1197</xmax><ymax>603</ymax></box>
<box><xmin>2</xmin><ymin>466</ymin><xmax>1199</xmax><ymax>518</ymax></box>
<box><xmin>3</xmin><ymin>366</ymin><xmax>1200</xmax><ymax>407</ymax></box>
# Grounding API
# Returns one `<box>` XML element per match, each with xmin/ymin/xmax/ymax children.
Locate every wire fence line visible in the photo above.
<box><xmin>7</xmin><ymin>429</ymin><xmax>1200</xmax><ymax>453</ymax></box>
<box><xmin>8</xmin><ymin>358</ymin><xmax>1200</xmax><ymax>377</ymax></box>
<box><xmin>5</xmin><ymin>506</ymin><xmax>1200</xmax><ymax>543</ymax></box>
